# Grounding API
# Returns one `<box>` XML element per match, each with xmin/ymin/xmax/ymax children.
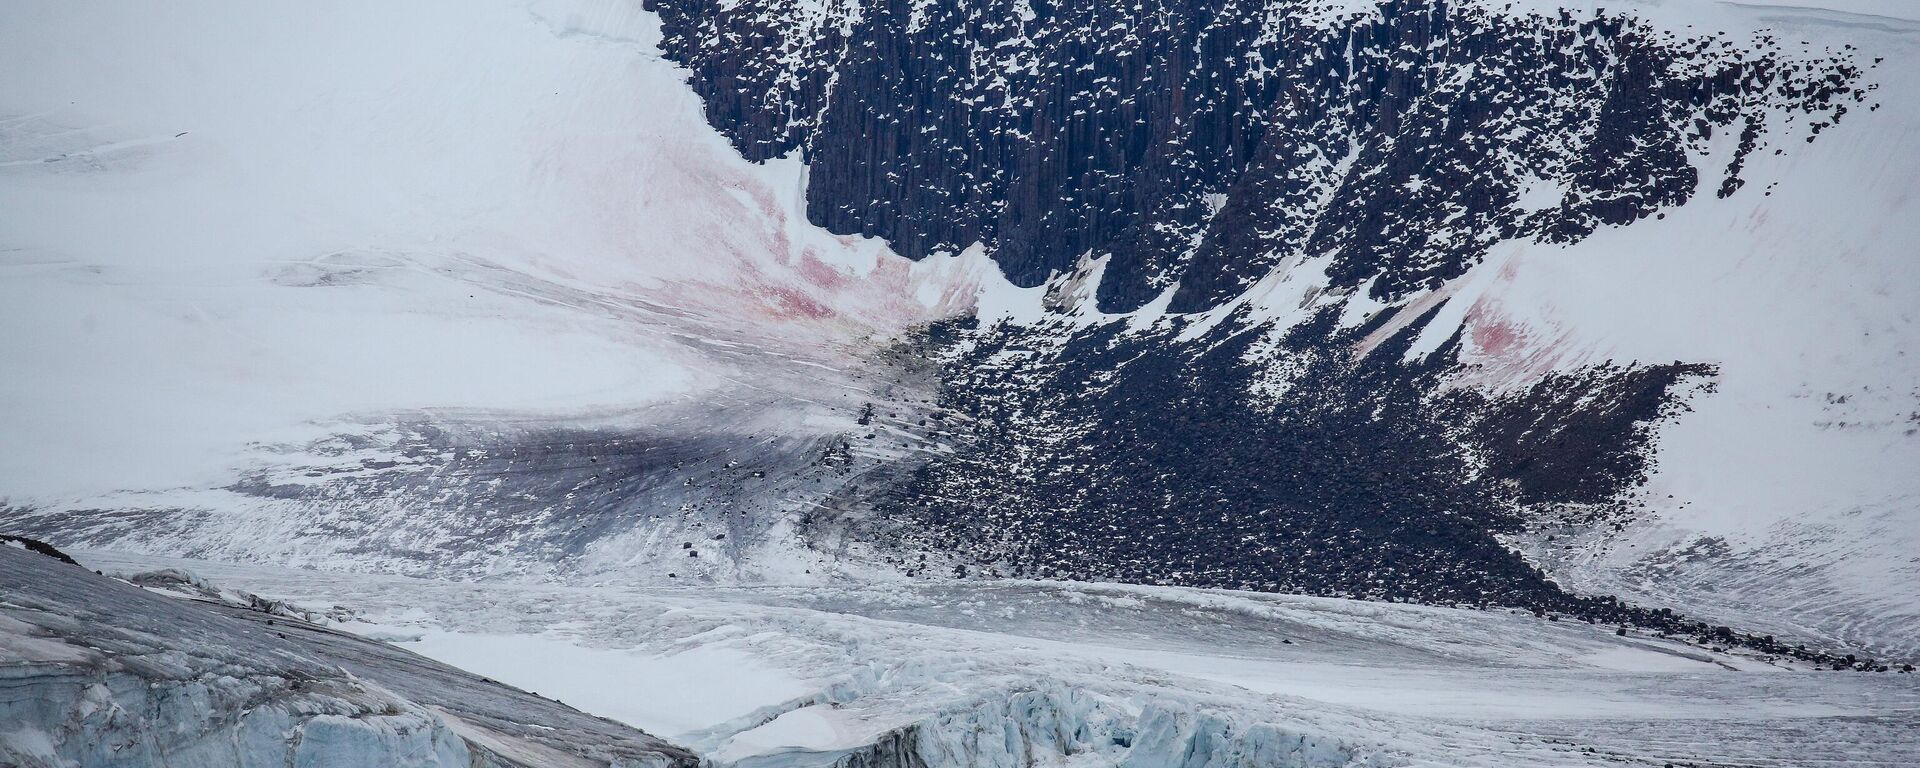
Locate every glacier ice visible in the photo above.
<box><xmin>74</xmin><ymin>550</ymin><xmax>1920</xmax><ymax>768</ymax></box>
<box><xmin>0</xmin><ymin>544</ymin><xmax>698</xmax><ymax>768</ymax></box>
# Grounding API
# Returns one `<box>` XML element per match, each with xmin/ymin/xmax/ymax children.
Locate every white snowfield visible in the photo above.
<box><xmin>0</xmin><ymin>0</ymin><xmax>978</xmax><ymax>501</ymax></box>
<box><xmin>1433</xmin><ymin>0</ymin><xmax>1920</xmax><ymax>661</ymax></box>
<box><xmin>74</xmin><ymin>550</ymin><xmax>1920</xmax><ymax>768</ymax></box>
<box><xmin>1716</xmin><ymin>0</ymin><xmax>1919</xmax><ymax>21</ymax></box>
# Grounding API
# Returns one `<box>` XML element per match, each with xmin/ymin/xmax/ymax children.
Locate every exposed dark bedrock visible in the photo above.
<box><xmin>0</xmin><ymin>533</ymin><xmax>81</xmax><ymax>565</ymax></box>
<box><xmin>646</xmin><ymin>0</ymin><xmax>1868</xmax><ymax>312</ymax></box>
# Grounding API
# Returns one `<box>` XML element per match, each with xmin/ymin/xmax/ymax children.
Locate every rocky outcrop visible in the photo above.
<box><xmin>647</xmin><ymin>0</ymin><xmax>1869</xmax><ymax>311</ymax></box>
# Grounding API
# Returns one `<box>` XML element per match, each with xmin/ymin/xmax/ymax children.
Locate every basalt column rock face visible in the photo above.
<box><xmin>646</xmin><ymin>0</ymin><xmax>1869</xmax><ymax>312</ymax></box>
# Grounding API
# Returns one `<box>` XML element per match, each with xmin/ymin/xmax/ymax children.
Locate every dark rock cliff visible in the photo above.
<box><xmin>647</xmin><ymin>0</ymin><xmax>1868</xmax><ymax>311</ymax></box>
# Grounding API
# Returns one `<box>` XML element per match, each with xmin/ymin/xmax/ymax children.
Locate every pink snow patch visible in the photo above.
<box><xmin>796</xmin><ymin>251</ymin><xmax>852</xmax><ymax>290</ymax></box>
<box><xmin>1467</xmin><ymin>308</ymin><xmax>1525</xmax><ymax>358</ymax></box>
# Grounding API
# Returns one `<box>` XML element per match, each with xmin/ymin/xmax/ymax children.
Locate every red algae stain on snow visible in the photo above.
<box><xmin>1457</xmin><ymin>301</ymin><xmax>1597</xmax><ymax>392</ymax></box>
<box><xmin>1467</xmin><ymin>307</ymin><xmax>1524</xmax><ymax>358</ymax></box>
<box><xmin>796</xmin><ymin>250</ymin><xmax>852</xmax><ymax>291</ymax></box>
<box><xmin>759</xmin><ymin>283</ymin><xmax>837</xmax><ymax>321</ymax></box>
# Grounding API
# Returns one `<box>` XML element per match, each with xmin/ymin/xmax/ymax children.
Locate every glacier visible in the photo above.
<box><xmin>46</xmin><ymin>548</ymin><xmax>1919</xmax><ymax>768</ymax></box>
<box><xmin>0</xmin><ymin>543</ymin><xmax>698</xmax><ymax>768</ymax></box>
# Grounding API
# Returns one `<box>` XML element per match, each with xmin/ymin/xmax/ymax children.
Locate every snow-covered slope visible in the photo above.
<box><xmin>0</xmin><ymin>0</ymin><xmax>992</xmax><ymax>583</ymax></box>
<box><xmin>0</xmin><ymin>0</ymin><xmax>965</xmax><ymax>501</ymax></box>
<box><xmin>1340</xmin><ymin>0</ymin><xmax>1920</xmax><ymax>658</ymax></box>
<box><xmin>1719</xmin><ymin>0</ymin><xmax>1920</xmax><ymax>21</ymax></box>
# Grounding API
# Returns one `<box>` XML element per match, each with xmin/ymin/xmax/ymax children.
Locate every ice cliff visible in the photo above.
<box><xmin>0</xmin><ymin>542</ymin><xmax>698</xmax><ymax>768</ymax></box>
<box><xmin>771</xmin><ymin>688</ymin><xmax>1368</xmax><ymax>768</ymax></box>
